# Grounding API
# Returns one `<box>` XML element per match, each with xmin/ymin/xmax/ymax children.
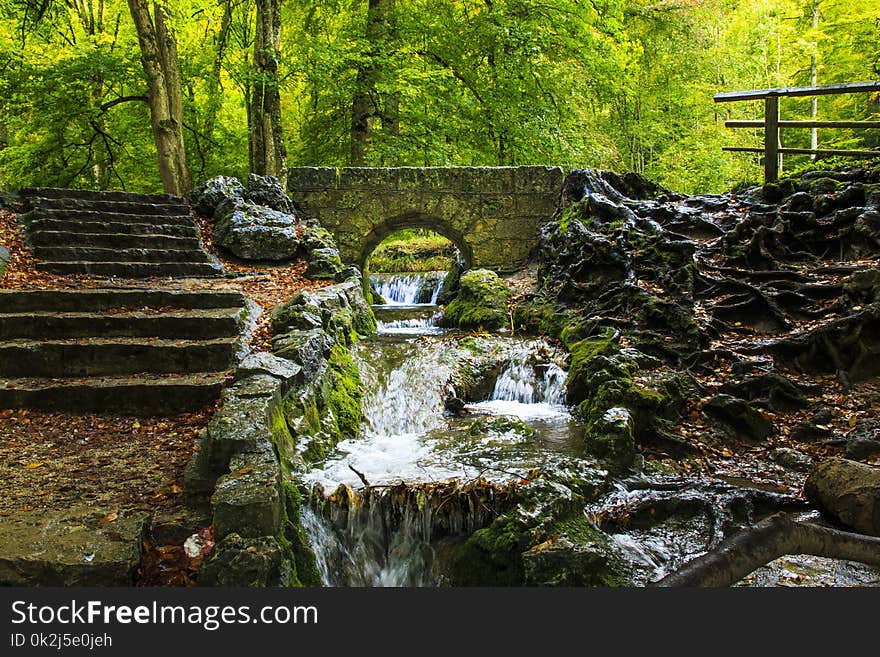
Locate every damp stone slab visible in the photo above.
<box><xmin>0</xmin><ymin>507</ymin><xmax>149</xmax><ymax>586</ymax></box>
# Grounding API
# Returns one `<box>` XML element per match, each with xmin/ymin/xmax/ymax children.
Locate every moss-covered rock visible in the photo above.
<box><xmin>441</xmin><ymin>269</ymin><xmax>510</xmax><ymax>330</ymax></box>
<box><xmin>583</xmin><ymin>406</ymin><xmax>637</xmax><ymax>469</ymax></box>
<box><xmin>512</xmin><ymin>297</ymin><xmax>569</xmax><ymax>337</ymax></box>
<box><xmin>522</xmin><ymin>514</ymin><xmax>630</xmax><ymax>586</ymax></box>
<box><xmin>272</xmin><ymin>280</ymin><xmax>376</xmax><ymax>342</ymax></box>
<box><xmin>325</xmin><ymin>343</ymin><xmax>363</xmax><ymax>442</ymax></box>
<box><xmin>436</xmin><ymin>472</ymin><xmax>616</xmax><ymax>586</ymax></box>
<box><xmin>199</xmin><ymin>534</ymin><xmax>296</xmax><ymax>587</ymax></box>
<box><xmin>565</xmin><ymin>329</ymin><xmax>622</xmax><ymax>404</ymax></box>
<box><xmin>436</xmin><ymin>256</ymin><xmax>465</xmax><ymax>306</ymax></box>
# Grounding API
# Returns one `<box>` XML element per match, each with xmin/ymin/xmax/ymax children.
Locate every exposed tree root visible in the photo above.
<box><xmin>654</xmin><ymin>512</ymin><xmax>880</xmax><ymax>587</ymax></box>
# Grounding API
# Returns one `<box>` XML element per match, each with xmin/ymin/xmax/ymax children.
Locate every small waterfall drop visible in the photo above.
<box><xmin>371</xmin><ymin>272</ymin><xmax>447</xmax><ymax>334</ymax></box>
<box><xmin>468</xmin><ymin>343</ymin><xmax>568</xmax><ymax>420</ymax></box>
<box><xmin>371</xmin><ymin>272</ymin><xmax>446</xmax><ymax>305</ymax></box>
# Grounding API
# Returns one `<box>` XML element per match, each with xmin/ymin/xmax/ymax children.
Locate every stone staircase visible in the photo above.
<box><xmin>0</xmin><ymin>288</ymin><xmax>248</xmax><ymax>414</ymax></box>
<box><xmin>18</xmin><ymin>187</ymin><xmax>223</xmax><ymax>278</ymax></box>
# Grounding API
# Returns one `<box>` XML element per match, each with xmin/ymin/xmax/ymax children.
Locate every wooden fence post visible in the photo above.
<box><xmin>764</xmin><ymin>96</ymin><xmax>780</xmax><ymax>183</ymax></box>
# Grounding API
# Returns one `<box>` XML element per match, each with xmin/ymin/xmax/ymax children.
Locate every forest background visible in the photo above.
<box><xmin>0</xmin><ymin>0</ymin><xmax>878</xmax><ymax>196</ymax></box>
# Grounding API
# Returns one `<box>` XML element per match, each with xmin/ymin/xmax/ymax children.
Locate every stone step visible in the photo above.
<box><xmin>27</xmin><ymin>219</ymin><xmax>199</xmax><ymax>237</ymax></box>
<box><xmin>0</xmin><ymin>288</ymin><xmax>246</xmax><ymax>313</ymax></box>
<box><xmin>0</xmin><ymin>308</ymin><xmax>244</xmax><ymax>340</ymax></box>
<box><xmin>22</xmin><ymin>208</ymin><xmax>194</xmax><ymax>225</ymax></box>
<box><xmin>0</xmin><ymin>508</ymin><xmax>150</xmax><ymax>585</ymax></box>
<box><xmin>19</xmin><ymin>186</ymin><xmax>183</xmax><ymax>205</ymax></box>
<box><xmin>26</xmin><ymin>197</ymin><xmax>189</xmax><ymax>216</ymax></box>
<box><xmin>0</xmin><ymin>337</ymin><xmax>239</xmax><ymax>377</ymax></box>
<box><xmin>33</xmin><ymin>246</ymin><xmax>213</xmax><ymax>264</ymax></box>
<box><xmin>27</xmin><ymin>231</ymin><xmax>202</xmax><ymax>250</ymax></box>
<box><xmin>0</xmin><ymin>373</ymin><xmax>226</xmax><ymax>415</ymax></box>
<box><xmin>34</xmin><ymin>260</ymin><xmax>224</xmax><ymax>278</ymax></box>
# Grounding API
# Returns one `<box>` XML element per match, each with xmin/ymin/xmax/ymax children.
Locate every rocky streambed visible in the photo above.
<box><xmin>294</xmin><ymin>167</ymin><xmax>880</xmax><ymax>587</ymax></box>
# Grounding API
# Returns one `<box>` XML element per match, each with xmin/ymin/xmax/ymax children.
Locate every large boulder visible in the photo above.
<box><xmin>190</xmin><ymin>175</ymin><xmax>245</xmax><ymax>216</ymax></box>
<box><xmin>213</xmin><ymin>197</ymin><xmax>300</xmax><ymax>260</ymax></box>
<box><xmin>441</xmin><ymin>269</ymin><xmax>510</xmax><ymax>330</ymax></box>
<box><xmin>246</xmin><ymin>174</ymin><xmax>295</xmax><ymax>214</ymax></box>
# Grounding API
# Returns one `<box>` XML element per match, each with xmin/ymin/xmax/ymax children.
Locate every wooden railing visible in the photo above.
<box><xmin>714</xmin><ymin>81</ymin><xmax>880</xmax><ymax>183</ymax></box>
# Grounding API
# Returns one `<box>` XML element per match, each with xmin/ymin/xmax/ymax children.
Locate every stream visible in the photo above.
<box><xmin>301</xmin><ymin>272</ymin><xmax>880</xmax><ymax>588</ymax></box>
<box><xmin>303</xmin><ymin>271</ymin><xmax>585</xmax><ymax>586</ymax></box>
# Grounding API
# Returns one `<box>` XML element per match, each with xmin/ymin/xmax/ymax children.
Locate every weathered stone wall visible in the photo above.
<box><xmin>287</xmin><ymin>166</ymin><xmax>564</xmax><ymax>273</ymax></box>
<box><xmin>184</xmin><ymin>276</ymin><xmax>376</xmax><ymax>586</ymax></box>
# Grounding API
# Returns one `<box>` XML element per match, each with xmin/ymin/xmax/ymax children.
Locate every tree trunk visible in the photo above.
<box><xmin>127</xmin><ymin>0</ymin><xmax>191</xmax><ymax>195</ymax></box>
<box><xmin>809</xmin><ymin>0</ymin><xmax>820</xmax><ymax>159</ymax></box>
<box><xmin>654</xmin><ymin>512</ymin><xmax>880</xmax><ymax>587</ymax></box>
<box><xmin>249</xmin><ymin>0</ymin><xmax>286</xmax><ymax>183</ymax></box>
<box><xmin>350</xmin><ymin>0</ymin><xmax>395</xmax><ymax>165</ymax></box>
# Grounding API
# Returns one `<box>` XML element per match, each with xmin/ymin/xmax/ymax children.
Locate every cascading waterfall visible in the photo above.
<box><xmin>371</xmin><ymin>272</ymin><xmax>447</xmax><ymax>334</ymax></box>
<box><xmin>371</xmin><ymin>272</ymin><xmax>446</xmax><ymax>305</ymax></box>
<box><xmin>468</xmin><ymin>344</ymin><xmax>568</xmax><ymax>420</ymax></box>
<box><xmin>302</xmin><ymin>305</ymin><xmax>578</xmax><ymax>586</ymax></box>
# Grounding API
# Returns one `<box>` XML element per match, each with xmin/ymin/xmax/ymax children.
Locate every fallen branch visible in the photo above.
<box><xmin>653</xmin><ymin>512</ymin><xmax>880</xmax><ymax>587</ymax></box>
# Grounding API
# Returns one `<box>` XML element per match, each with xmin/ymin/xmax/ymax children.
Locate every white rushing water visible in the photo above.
<box><xmin>302</xmin><ymin>287</ymin><xmax>579</xmax><ymax>586</ymax></box>
<box><xmin>371</xmin><ymin>272</ymin><xmax>445</xmax><ymax>305</ymax></box>
<box><xmin>467</xmin><ymin>344</ymin><xmax>569</xmax><ymax>420</ymax></box>
<box><xmin>303</xmin><ymin>339</ymin><xmax>469</xmax><ymax>491</ymax></box>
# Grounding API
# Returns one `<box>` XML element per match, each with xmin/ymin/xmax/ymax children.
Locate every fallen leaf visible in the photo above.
<box><xmin>24</xmin><ymin>462</ymin><xmax>45</xmax><ymax>469</ymax></box>
<box><xmin>99</xmin><ymin>511</ymin><xmax>118</xmax><ymax>524</ymax></box>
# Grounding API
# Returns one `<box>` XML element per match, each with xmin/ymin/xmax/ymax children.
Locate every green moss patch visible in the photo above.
<box><xmin>442</xmin><ymin>269</ymin><xmax>511</xmax><ymax>330</ymax></box>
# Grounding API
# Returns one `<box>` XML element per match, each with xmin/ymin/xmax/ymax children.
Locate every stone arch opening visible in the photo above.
<box><xmin>358</xmin><ymin>213</ymin><xmax>474</xmax><ymax>275</ymax></box>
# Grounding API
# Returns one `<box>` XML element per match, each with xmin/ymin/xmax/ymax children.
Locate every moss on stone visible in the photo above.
<box><xmin>442</xmin><ymin>516</ymin><xmax>528</xmax><ymax>586</ymax></box>
<box><xmin>281</xmin><ymin>480</ymin><xmax>321</xmax><ymax>586</ymax></box>
<box><xmin>512</xmin><ymin>298</ymin><xmax>569</xmax><ymax>337</ymax></box>
<box><xmin>326</xmin><ymin>343</ymin><xmax>363</xmax><ymax>442</ymax></box>
<box><xmin>564</xmin><ymin>329</ymin><xmax>621</xmax><ymax>404</ymax></box>
<box><xmin>441</xmin><ymin>269</ymin><xmax>511</xmax><ymax>330</ymax></box>
<box><xmin>523</xmin><ymin>513</ymin><xmax>631</xmax><ymax>586</ymax></box>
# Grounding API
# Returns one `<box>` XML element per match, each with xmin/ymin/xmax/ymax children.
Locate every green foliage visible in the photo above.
<box><xmin>1</xmin><ymin>0</ymin><xmax>879</xmax><ymax>193</ymax></box>
<box><xmin>367</xmin><ymin>229</ymin><xmax>456</xmax><ymax>273</ymax></box>
<box><xmin>326</xmin><ymin>342</ymin><xmax>363</xmax><ymax>442</ymax></box>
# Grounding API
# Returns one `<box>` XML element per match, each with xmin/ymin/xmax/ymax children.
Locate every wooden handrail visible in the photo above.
<box><xmin>723</xmin><ymin>147</ymin><xmax>880</xmax><ymax>157</ymax></box>
<box><xmin>715</xmin><ymin>81</ymin><xmax>880</xmax><ymax>182</ymax></box>
<box><xmin>714</xmin><ymin>81</ymin><xmax>880</xmax><ymax>103</ymax></box>
<box><xmin>725</xmin><ymin>120</ymin><xmax>880</xmax><ymax>129</ymax></box>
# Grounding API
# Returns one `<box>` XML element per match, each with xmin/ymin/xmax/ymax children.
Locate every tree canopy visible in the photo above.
<box><xmin>0</xmin><ymin>0</ymin><xmax>878</xmax><ymax>194</ymax></box>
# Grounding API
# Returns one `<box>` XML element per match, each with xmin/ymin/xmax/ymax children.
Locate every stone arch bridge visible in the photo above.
<box><xmin>287</xmin><ymin>166</ymin><xmax>564</xmax><ymax>272</ymax></box>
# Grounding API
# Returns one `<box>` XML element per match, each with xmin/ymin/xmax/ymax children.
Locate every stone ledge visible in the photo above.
<box><xmin>0</xmin><ymin>508</ymin><xmax>149</xmax><ymax>586</ymax></box>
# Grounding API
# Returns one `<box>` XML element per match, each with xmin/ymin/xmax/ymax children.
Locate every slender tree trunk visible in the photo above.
<box><xmin>249</xmin><ymin>0</ymin><xmax>286</xmax><ymax>183</ymax></box>
<box><xmin>127</xmin><ymin>0</ymin><xmax>191</xmax><ymax>195</ymax></box>
<box><xmin>810</xmin><ymin>0</ymin><xmax>820</xmax><ymax>159</ymax></box>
